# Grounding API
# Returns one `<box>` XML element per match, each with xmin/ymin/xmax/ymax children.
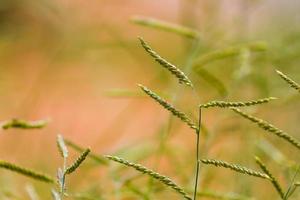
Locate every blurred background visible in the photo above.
<box><xmin>0</xmin><ymin>0</ymin><xmax>299</xmax><ymax>199</ymax></box>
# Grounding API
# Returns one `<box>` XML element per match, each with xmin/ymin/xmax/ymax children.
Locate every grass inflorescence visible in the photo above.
<box><xmin>255</xmin><ymin>156</ymin><xmax>284</xmax><ymax>198</ymax></box>
<box><xmin>276</xmin><ymin>70</ymin><xmax>300</xmax><ymax>92</ymax></box>
<box><xmin>138</xmin><ymin>37</ymin><xmax>193</xmax><ymax>87</ymax></box>
<box><xmin>231</xmin><ymin>108</ymin><xmax>300</xmax><ymax>150</ymax></box>
<box><xmin>105</xmin><ymin>155</ymin><xmax>192</xmax><ymax>200</ymax></box>
<box><xmin>139</xmin><ymin>84</ymin><xmax>197</xmax><ymax>130</ymax></box>
<box><xmin>65</xmin><ymin>148</ymin><xmax>90</xmax><ymax>174</ymax></box>
<box><xmin>200</xmin><ymin>97</ymin><xmax>276</xmax><ymax>108</ymax></box>
<box><xmin>201</xmin><ymin>159</ymin><xmax>270</xmax><ymax>179</ymax></box>
<box><xmin>65</xmin><ymin>139</ymin><xmax>108</xmax><ymax>165</ymax></box>
<box><xmin>0</xmin><ymin>160</ymin><xmax>55</xmax><ymax>184</ymax></box>
<box><xmin>1</xmin><ymin>119</ymin><xmax>48</xmax><ymax>130</ymax></box>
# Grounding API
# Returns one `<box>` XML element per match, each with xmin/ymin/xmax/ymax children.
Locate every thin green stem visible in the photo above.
<box><xmin>60</xmin><ymin>157</ymin><xmax>67</xmax><ymax>199</ymax></box>
<box><xmin>193</xmin><ymin>107</ymin><xmax>202</xmax><ymax>200</ymax></box>
<box><xmin>284</xmin><ymin>165</ymin><xmax>300</xmax><ymax>199</ymax></box>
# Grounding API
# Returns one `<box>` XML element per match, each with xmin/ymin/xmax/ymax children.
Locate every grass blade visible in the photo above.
<box><xmin>192</xmin><ymin>42</ymin><xmax>267</xmax><ymax>70</ymax></box>
<box><xmin>131</xmin><ymin>16</ymin><xmax>200</xmax><ymax>39</ymax></box>
<box><xmin>195</xmin><ymin>68</ymin><xmax>228</xmax><ymax>96</ymax></box>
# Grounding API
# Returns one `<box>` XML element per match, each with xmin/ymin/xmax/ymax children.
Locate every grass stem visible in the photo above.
<box><xmin>193</xmin><ymin>107</ymin><xmax>202</xmax><ymax>200</ymax></box>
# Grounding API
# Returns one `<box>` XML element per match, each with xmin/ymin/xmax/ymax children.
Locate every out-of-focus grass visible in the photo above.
<box><xmin>0</xmin><ymin>0</ymin><xmax>299</xmax><ymax>199</ymax></box>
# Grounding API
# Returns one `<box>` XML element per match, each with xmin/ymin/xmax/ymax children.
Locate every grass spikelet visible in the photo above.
<box><xmin>276</xmin><ymin>70</ymin><xmax>300</xmax><ymax>92</ymax></box>
<box><xmin>138</xmin><ymin>37</ymin><xmax>193</xmax><ymax>87</ymax></box>
<box><xmin>65</xmin><ymin>148</ymin><xmax>90</xmax><ymax>174</ymax></box>
<box><xmin>201</xmin><ymin>159</ymin><xmax>270</xmax><ymax>179</ymax></box>
<box><xmin>57</xmin><ymin>135</ymin><xmax>68</xmax><ymax>159</ymax></box>
<box><xmin>139</xmin><ymin>84</ymin><xmax>197</xmax><ymax>130</ymax></box>
<box><xmin>131</xmin><ymin>16</ymin><xmax>200</xmax><ymax>39</ymax></box>
<box><xmin>231</xmin><ymin>108</ymin><xmax>300</xmax><ymax>150</ymax></box>
<box><xmin>1</xmin><ymin>119</ymin><xmax>48</xmax><ymax>130</ymax></box>
<box><xmin>105</xmin><ymin>155</ymin><xmax>192</xmax><ymax>200</ymax></box>
<box><xmin>0</xmin><ymin>160</ymin><xmax>55</xmax><ymax>184</ymax></box>
<box><xmin>200</xmin><ymin>97</ymin><xmax>276</xmax><ymax>108</ymax></box>
<box><xmin>64</xmin><ymin>139</ymin><xmax>108</xmax><ymax>165</ymax></box>
<box><xmin>255</xmin><ymin>156</ymin><xmax>284</xmax><ymax>198</ymax></box>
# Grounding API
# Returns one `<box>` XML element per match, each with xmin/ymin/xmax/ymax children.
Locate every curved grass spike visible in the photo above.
<box><xmin>255</xmin><ymin>157</ymin><xmax>284</xmax><ymax>199</ymax></box>
<box><xmin>138</xmin><ymin>37</ymin><xmax>193</xmax><ymax>87</ymax></box>
<box><xmin>1</xmin><ymin>119</ymin><xmax>48</xmax><ymax>130</ymax></box>
<box><xmin>192</xmin><ymin>41</ymin><xmax>267</xmax><ymax>70</ymax></box>
<box><xmin>201</xmin><ymin>159</ymin><xmax>270</xmax><ymax>179</ymax></box>
<box><xmin>65</xmin><ymin>148</ymin><xmax>90</xmax><ymax>174</ymax></box>
<box><xmin>132</xmin><ymin>16</ymin><xmax>200</xmax><ymax>39</ymax></box>
<box><xmin>0</xmin><ymin>160</ymin><xmax>55</xmax><ymax>184</ymax></box>
<box><xmin>64</xmin><ymin>139</ymin><xmax>108</xmax><ymax>165</ymax></box>
<box><xmin>231</xmin><ymin>108</ymin><xmax>300</xmax><ymax>150</ymax></box>
<box><xmin>139</xmin><ymin>84</ymin><xmax>197</xmax><ymax>130</ymax></box>
<box><xmin>105</xmin><ymin>155</ymin><xmax>192</xmax><ymax>200</ymax></box>
<box><xmin>276</xmin><ymin>70</ymin><xmax>300</xmax><ymax>92</ymax></box>
<box><xmin>200</xmin><ymin>97</ymin><xmax>276</xmax><ymax>108</ymax></box>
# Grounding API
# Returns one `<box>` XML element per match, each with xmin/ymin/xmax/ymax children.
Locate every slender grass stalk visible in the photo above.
<box><xmin>255</xmin><ymin>156</ymin><xmax>284</xmax><ymax>199</ymax></box>
<box><xmin>105</xmin><ymin>155</ymin><xmax>192</xmax><ymax>200</ymax></box>
<box><xmin>284</xmin><ymin>165</ymin><xmax>300</xmax><ymax>199</ymax></box>
<box><xmin>56</xmin><ymin>135</ymin><xmax>69</xmax><ymax>196</ymax></box>
<box><xmin>201</xmin><ymin>159</ymin><xmax>270</xmax><ymax>179</ymax></box>
<box><xmin>200</xmin><ymin>97</ymin><xmax>276</xmax><ymax>108</ymax></box>
<box><xmin>276</xmin><ymin>70</ymin><xmax>300</xmax><ymax>92</ymax></box>
<box><xmin>231</xmin><ymin>108</ymin><xmax>300</xmax><ymax>150</ymax></box>
<box><xmin>0</xmin><ymin>160</ymin><xmax>55</xmax><ymax>184</ymax></box>
<box><xmin>64</xmin><ymin>139</ymin><xmax>108</xmax><ymax>165</ymax></box>
<box><xmin>193</xmin><ymin>108</ymin><xmax>202</xmax><ymax>200</ymax></box>
<box><xmin>138</xmin><ymin>37</ymin><xmax>193</xmax><ymax>87</ymax></box>
<box><xmin>131</xmin><ymin>16</ymin><xmax>200</xmax><ymax>39</ymax></box>
<box><xmin>139</xmin><ymin>84</ymin><xmax>197</xmax><ymax>130</ymax></box>
<box><xmin>1</xmin><ymin>119</ymin><xmax>48</xmax><ymax>130</ymax></box>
